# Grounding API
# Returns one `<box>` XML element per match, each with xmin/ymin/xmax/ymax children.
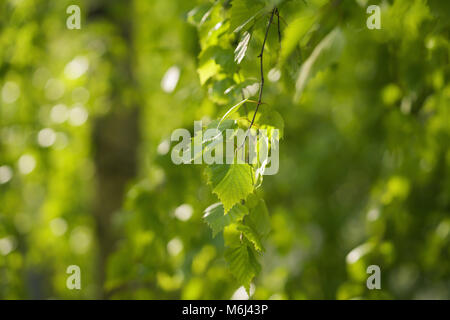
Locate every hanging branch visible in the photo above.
<box><xmin>237</xmin><ymin>7</ymin><xmax>277</xmax><ymax>153</ymax></box>
<box><xmin>247</xmin><ymin>8</ymin><xmax>276</xmax><ymax>132</ymax></box>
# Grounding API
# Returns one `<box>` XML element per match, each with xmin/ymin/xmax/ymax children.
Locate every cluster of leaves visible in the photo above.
<box><xmin>186</xmin><ymin>0</ymin><xmax>282</xmax><ymax>291</ymax></box>
<box><xmin>186</xmin><ymin>0</ymin><xmax>349</xmax><ymax>292</ymax></box>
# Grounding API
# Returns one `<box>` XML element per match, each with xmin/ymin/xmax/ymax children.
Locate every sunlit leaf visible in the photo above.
<box><xmin>224</xmin><ymin>244</ymin><xmax>261</xmax><ymax>294</ymax></box>
<box><xmin>208</xmin><ymin>163</ymin><xmax>254</xmax><ymax>213</ymax></box>
<box><xmin>237</xmin><ymin>224</ymin><xmax>265</xmax><ymax>251</ymax></box>
<box><xmin>203</xmin><ymin>202</ymin><xmax>249</xmax><ymax>237</ymax></box>
<box><xmin>245</xmin><ymin>199</ymin><xmax>271</xmax><ymax>237</ymax></box>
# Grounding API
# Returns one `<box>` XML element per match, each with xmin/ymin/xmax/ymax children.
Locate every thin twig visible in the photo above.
<box><xmin>276</xmin><ymin>8</ymin><xmax>281</xmax><ymax>49</ymax></box>
<box><xmin>248</xmin><ymin>8</ymin><xmax>276</xmax><ymax>131</ymax></box>
<box><xmin>237</xmin><ymin>8</ymin><xmax>276</xmax><ymax>153</ymax></box>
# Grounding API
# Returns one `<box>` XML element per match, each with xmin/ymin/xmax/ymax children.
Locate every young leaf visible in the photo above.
<box><xmin>203</xmin><ymin>203</ymin><xmax>249</xmax><ymax>237</ymax></box>
<box><xmin>237</xmin><ymin>224</ymin><xmax>265</xmax><ymax>252</ymax></box>
<box><xmin>209</xmin><ymin>163</ymin><xmax>254</xmax><ymax>213</ymax></box>
<box><xmin>224</xmin><ymin>244</ymin><xmax>261</xmax><ymax>294</ymax></box>
<box><xmin>245</xmin><ymin>199</ymin><xmax>271</xmax><ymax>237</ymax></box>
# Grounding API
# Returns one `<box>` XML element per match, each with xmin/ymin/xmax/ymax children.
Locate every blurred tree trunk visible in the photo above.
<box><xmin>89</xmin><ymin>0</ymin><xmax>140</xmax><ymax>299</ymax></box>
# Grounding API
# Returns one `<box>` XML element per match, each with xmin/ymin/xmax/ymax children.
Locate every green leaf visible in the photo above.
<box><xmin>257</xmin><ymin>108</ymin><xmax>284</xmax><ymax>139</ymax></box>
<box><xmin>218</xmin><ymin>98</ymin><xmax>248</xmax><ymax>127</ymax></box>
<box><xmin>280</xmin><ymin>13</ymin><xmax>316</xmax><ymax>65</ymax></box>
<box><xmin>224</xmin><ymin>244</ymin><xmax>261</xmax><ymax>294</ymax></box>
<box><xmin>245</xmin><ymin>199</ymin><xmax>271</xmax><ymax>237</ymax></box>
<box><xmin>224</xmin><ymin>224</ymin><xmax>242</xmax><ymax>248</ymax></box>
<box><xmin>245</xmin><ymin>192</ymin><xmax>260</xmax><ymax>209</ymax></box>
<box><xmin>237</xmin><ymin>224</ymin><xmax>265</xmax><ymax>251</ymax></box>
<box><xmin>295</xmin><ymin>27</ymin><xmax>345</xmax><ymax>101</ymax></box>
<box><xmin>197</xmin><ymin>59</ymin><xmax>221</xmax><ymax>85</ymax></box>
<box><xmin>198</xmin><ymin>46</ymin><xmax>237</xmax><ymax>84</ymax></box>
<box><xmin>207</xmin><ymin>164</ymin><xmax>230</xmax><ymax>188</ymax></box>
<box><xmin>208</xmin><ymin>163</ymin><xmax>254</xmax><ymax>213</ymax></box>
<box><xmin>203</xmin><ymin>202</ymin><xmax>249</xmax><ymax>237</ymax></box>
<box><xmin>187</xmin><ymin>120</ymin><xmax>237</xmax><ymax>163</ymax></box>
<box><xmin>230</xmin><ymin>0</ymin><xmax>265</xmax><ymax>33</ymax></box>
<box><xmin>234</xmin><ymin>31</ymin><xmax>251</xmax><ymax>64</ymax></box>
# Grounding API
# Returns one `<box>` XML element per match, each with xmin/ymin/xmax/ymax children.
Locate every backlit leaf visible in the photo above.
<box><xmin>209</xmin><ymin>163</ymin><xmax>254</xmax><ymax>213</ymax></box>
<box><xmin>224</xmin><ymin>244</ymin><xmax>261</xmax><ymax>294</ymax></box>
<box><xmin>203</xmin><ymin>203</ymin><xmax>249</xmax><ymax>237</ymax></box>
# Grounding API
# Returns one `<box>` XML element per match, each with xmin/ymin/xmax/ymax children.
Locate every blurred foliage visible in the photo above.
<box><xmin>0</xmin><ymin>0</ymin><xmax>449</xmax><ymax>299</ymax></box>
